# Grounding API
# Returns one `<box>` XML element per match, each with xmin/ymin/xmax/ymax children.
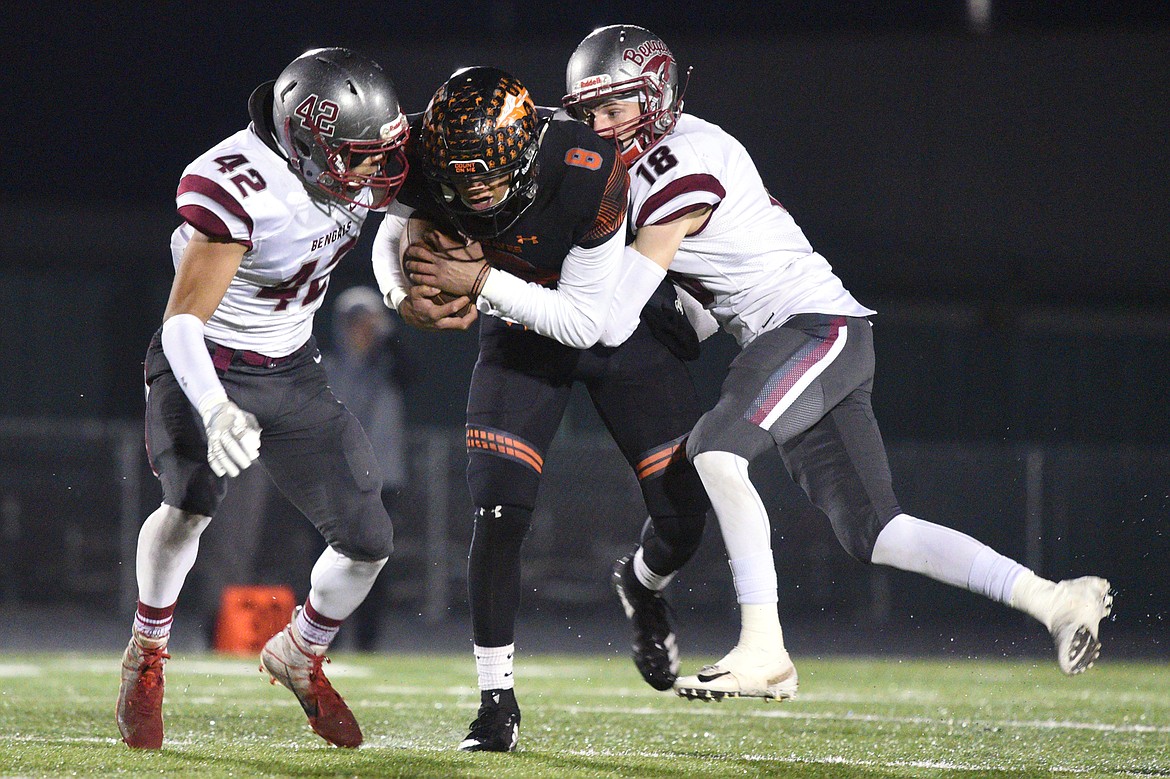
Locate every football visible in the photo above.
<box><xmin>401</xmin><ymin>217</ymin><xmax>481</xmax><ymax>315</ymax></box>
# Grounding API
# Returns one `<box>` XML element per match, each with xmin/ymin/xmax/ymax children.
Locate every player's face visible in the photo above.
<box><xmin>586</xmin><ymin>99</ymin><xmax>641</xmax><ymax>143</ymax></box>
<box><xmin>452</xmin><ymin>172</ymin><xmax>512</xmax><ymax>211</ymax></box>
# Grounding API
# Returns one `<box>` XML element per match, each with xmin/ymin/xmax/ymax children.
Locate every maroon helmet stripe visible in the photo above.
<box><xmin>177</xmin><ymin>174</ymin><xmax>255</xmax><ymax>238</ymax></box>
<box><xmin>636</xmin><ymin>173</ymin><xmax>725</xmax><ymax>228</ymax></box>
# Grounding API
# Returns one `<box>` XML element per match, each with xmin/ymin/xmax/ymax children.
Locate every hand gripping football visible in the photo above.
<box><xmin>401</xmin><ymin>217</ymin><xmax>482</xmax><ymax>314</ymax></box>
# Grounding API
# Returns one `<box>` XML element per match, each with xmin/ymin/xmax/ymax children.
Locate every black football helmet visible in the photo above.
<box><xmin>562</xmin><ymin>25</ymin><xmax>684</xmax><ymax>165</ymax></box>
<box><xmin>417</xmin><ymin>66</ymin><xmax>544</xmax><ymax>239</ymax></box>
<box><xmin>268</xmin><ymin>48</ymin><xmax>409</xmax><ymax>209</ymax></box>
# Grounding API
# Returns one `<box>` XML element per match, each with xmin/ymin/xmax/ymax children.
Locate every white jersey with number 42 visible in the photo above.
<box><xmin>171</xmin><ymin>126</ymin><xmax>374</xmax><ymax>356</ymax></box>
<box><xmin>628</xmin><ymin>113</ymin><xmax>874</xmax><ymax>347</ymax></box>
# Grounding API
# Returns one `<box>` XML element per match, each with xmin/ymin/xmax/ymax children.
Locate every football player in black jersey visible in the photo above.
<box><xmin>372</xmin><ymin>67</ymin><xmax>711</xmax><ymax>752</ymax></box>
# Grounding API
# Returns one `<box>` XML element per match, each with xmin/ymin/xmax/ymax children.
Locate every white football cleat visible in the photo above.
<box><xmin>674</xmin><ymin>646</ymin><xmax>798</xmax><ymax>702</ymax></box>
<box><xmin>1047</xmin><ymin>576</ymin><xmax>1112</xmax><ymax>675</ymax></box>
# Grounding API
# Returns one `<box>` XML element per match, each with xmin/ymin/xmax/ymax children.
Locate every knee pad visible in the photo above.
<box><xmin>639</xmin><ymin>512</ymin><xmax>706</xmax><ymax>573</ymax></box>
<box><xmin>687</xmin><ymin>410</ymin><xmax>773</xmax><ymax>463</ymax></box>
<box><xmin>826</xmin><ymin>506</ymin><xmax>895</xmax><ymax>562</ymax></box>
<box><xmin>324</xmin><ymin>489</ymin><xmax>395</xmax><ymax>562</ymax></box>
<box><xmin>470</xmin><ymin>504</ymin><xmax>533</xmax><ymax>557</ymax></box>
<box><xmin>466</xmin><ymin>450</ymin><xmax>542</xmax><ymax>511</ymax></box>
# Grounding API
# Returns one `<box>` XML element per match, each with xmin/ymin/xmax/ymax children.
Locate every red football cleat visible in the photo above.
<box><xmin>116</xmin><ymin>636</ymin><xmax>170</xmax><ymax>749</ymax></box>
<box><xmin>260</xmin><ymin>616</ymin><xmax>362</xmax><ymax>748</ymax></box>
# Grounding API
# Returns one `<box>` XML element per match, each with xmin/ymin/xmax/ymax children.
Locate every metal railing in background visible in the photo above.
<box><xmin>0</xmin><ymin>418</ymin><xmax>1165</xmax><ymax>630</ymax></box>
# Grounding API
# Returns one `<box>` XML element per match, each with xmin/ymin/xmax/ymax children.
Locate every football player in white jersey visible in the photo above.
<box><xmin>116</xmin><ymin>48</ymin><xmax>410</xmax><ymax>749</ymax></box>
<box><xmin>563</xmin><ymin>24</ymin><xmax>1113</xmax><ymax>700</ymax></box>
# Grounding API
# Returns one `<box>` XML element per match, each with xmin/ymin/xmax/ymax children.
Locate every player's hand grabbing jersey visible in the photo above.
<box><xmin>172</xmin><ymin>127</ymin><xmax>379</xmax><ymax>356</ymax></box>
<box><xmin>627</xmin><ymin>114</ymin><xmax>873</xmax><ymax>347</ymax></box>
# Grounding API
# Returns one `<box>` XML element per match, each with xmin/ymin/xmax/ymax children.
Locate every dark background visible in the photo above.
<box><xmin>2</xmin><ymin>2</ymin><xmax>1168</xmax><ymax>432</ymax></box>
<box><xmin>0</xmin><ymin>2</ymin><xmax>1167</xmax><ymax>653</ymax></box>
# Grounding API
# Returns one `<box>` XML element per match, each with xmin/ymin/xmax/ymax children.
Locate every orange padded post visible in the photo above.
<box><xmin>213</xmin><ymin>585</ymin><xmax>297</xmax><ymax>654</ymax></box>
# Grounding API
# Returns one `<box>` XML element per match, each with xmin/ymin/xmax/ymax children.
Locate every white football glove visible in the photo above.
<box><xmin>198</xmin><ymin>396</ymin><xmax>261</xmax><ymax>478</ymax></box>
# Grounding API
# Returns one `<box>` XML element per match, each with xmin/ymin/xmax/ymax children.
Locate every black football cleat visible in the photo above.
<box><xmin>458</xmin><ymin>688</ymin><xmax>521</xmax><ymax>752</ymax></box>
<box><xmin>613</xmin><ymin>554</ymin><xmax>680</xmax><ymax>691</ymax></box>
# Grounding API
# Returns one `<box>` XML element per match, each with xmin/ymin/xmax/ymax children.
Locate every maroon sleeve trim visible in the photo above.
<box><xmin>177</xmin><ymin>204</ymin><xmax>254</xmax><ymax>250</ymax></box>
<box><xmin>177</xmin><ymin>174</ymin><xmax>255</xmax><ymax>238</ymax></box>
<box><xmin>636</xmin><ymin>173</ymin><xmax>726</xmax><ymax>228</ymax></box>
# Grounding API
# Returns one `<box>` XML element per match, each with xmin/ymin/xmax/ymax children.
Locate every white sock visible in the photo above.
<box><xmin>307</xmin><ymin>546</ymin><xmax>388</xmax><ymax>621</ymax></box>
<box><xmin>728</xmin><ymin>552</ymin><xmax>779</xmax><ymax>605</ymax></box>
<box><xmin>871</xmin><ymin>513</ymin><xmax>1026</xmax><ymax>602</ymax></box>
<box><xmin>294</xmin><ymin>604</ymin><xmax>340</xmax><ymax>649</ymax></box>
<box><xmin>968</xmin><ymin>546</ymin><xmax>1028</xmax><ymax>604</ymax></box>
<box><xmin>1008</xmin><ymin>570</ymin><xmax>1059</xmax><ymax>628</ymax></box>
<box><xmin>474</xmin><ymin>643</ymin><xmax>515</xmax><ymax>691</ymax></box>
<box><xmin>692</xmin><ymin>451</ymin><xmax>772</xmax><ymax>561</ymax></box>
<box><xmin>136</xmin><ymin>504</ymin><xmax>211</xmax><ymax>607</ymax></box>
<box><xmin>633</xmin><ymin>546</ymin><xmax>675</xmax><ymax>592</ymax></box>
<box><xmin>736</xmin><ymin>602</ymin><xmax>786</xmax><ymax>654</ymax></box>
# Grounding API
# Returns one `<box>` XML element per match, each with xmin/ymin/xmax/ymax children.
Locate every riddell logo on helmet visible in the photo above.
<box><xmin>575</xmin><ymin>74</ymin><xmax>611</xmax><ymax>91</ymax></box>
<box><xmin>622</xmin><ymin>40</ymin><xmax>671</xmax><ymax>67</ymax></box>
<box><xmin>380</xmin><ymin>113</ymin><xmax>408</xmax><ymax>140</ymax></box>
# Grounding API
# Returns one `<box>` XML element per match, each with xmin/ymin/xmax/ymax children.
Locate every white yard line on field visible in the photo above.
<box><xmin>0</xmin><ymin>664</ymin><xmax>41</xmax><ymax>677</ymax></box>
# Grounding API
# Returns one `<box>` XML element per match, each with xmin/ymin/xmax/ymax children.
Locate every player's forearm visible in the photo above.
<box><xmin>160</xmin><ymin>313</ymin><xmax>229</xmax><ymax>415</ymax></box>
<box><xmin>371</xmin><ymin>204</ymin><xmax>414</xmax><ymax>311</ymax></box>
<box><xmin>598</xmin><ymin>245</ymin><xmax>667</xmax><ymax>347</ymax></box>
<box><xmin>478</xmin><ymin>231</ymin><xmax>624</xmax><ymax>349</ymax></box>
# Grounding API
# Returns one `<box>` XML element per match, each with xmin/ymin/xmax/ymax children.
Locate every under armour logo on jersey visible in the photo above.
<box><xmin>515</xmin><ymin>235</ymin><xmax>539</xmax><ymax>245</ymax></box>
<box><xmin>476</xmin><ymin>505</ymin><xmax>503</xmax><ymax>518</ymax></box>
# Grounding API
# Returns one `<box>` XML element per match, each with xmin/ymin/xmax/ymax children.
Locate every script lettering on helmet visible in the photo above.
<box><xmin>294</xmin><ymin>95</ymin><xmax>340</xmax><ymax>137</ymax></box>
<box><xmin>622</xmin><ymin>40</ymin><xmax>671</xmax><ymax>67</ymax></box>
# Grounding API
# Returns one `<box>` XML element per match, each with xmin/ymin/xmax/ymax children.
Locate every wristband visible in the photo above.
<box><xmin>386</xmin><ymin>286</ymin><xmax>408</xmax><ymax>312</ymax></box>
<box><xmin>471</xmin><ymin>263</ymin><xmax>492</xmax><ymax>300</ymax></box>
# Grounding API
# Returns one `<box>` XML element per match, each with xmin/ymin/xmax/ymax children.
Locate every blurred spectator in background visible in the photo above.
<box><xmin>322</xmin><ymin>286</ymin><xmax>417</xmax><ymax>650</ymax></box>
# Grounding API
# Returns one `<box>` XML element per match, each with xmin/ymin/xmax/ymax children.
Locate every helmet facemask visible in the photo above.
<box><xmin>283</xmin><ymin>109</ymin><xmax>409</xmax><ymax>210</ymax></box>
<box><xmin>564</xmin><ymin>74</ymin><xmax>677</xmax><ymax>165</ymax></box>
<box><xmin>428</xmin><ymin>142</ymin><xmax>539</xmax><ymax>239</ymax></box>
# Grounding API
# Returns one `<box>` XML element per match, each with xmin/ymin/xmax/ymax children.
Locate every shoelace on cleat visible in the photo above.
<box><xmin>133</xmin><ymin>649</ymin><xmax>170</xmax><ymax>687</ymax></box>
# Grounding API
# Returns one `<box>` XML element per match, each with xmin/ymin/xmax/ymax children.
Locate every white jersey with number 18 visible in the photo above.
<box><xmin>171</xmin><ymin>126</ymin><xmax>374</xmax><ymax>356</ymax></box>
<box><xmin>627</xmin><ymin>114</ymin><xmax>875</xmax><ymax>347</ymax></box>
